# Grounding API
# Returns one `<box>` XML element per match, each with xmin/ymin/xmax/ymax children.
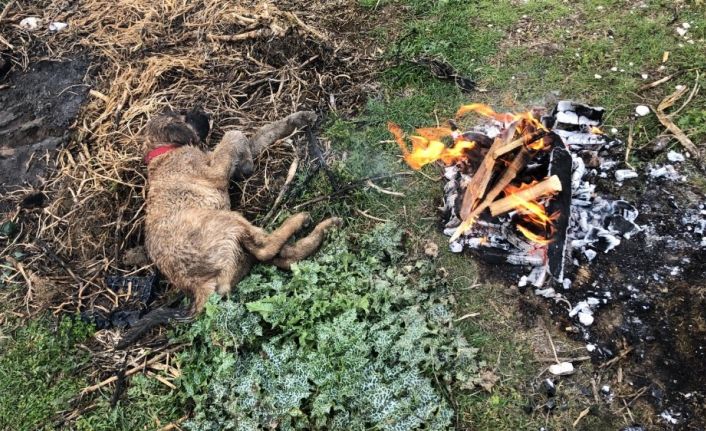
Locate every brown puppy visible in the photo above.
<box><xmin>117</xmin><ymin>110</ymin><xmax>340</xmax><ymax>347</ymax></box>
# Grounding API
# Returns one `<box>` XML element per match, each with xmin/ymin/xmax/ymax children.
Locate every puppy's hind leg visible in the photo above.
<box><xmin>241</xmin><ymin>212</ymin><xmax>312</xmax><ymax>262</ymax></box>
<box><xmin>271</xmin><ymin>217</ymin><xmax>342</xmax><ymax>270</ymax></box>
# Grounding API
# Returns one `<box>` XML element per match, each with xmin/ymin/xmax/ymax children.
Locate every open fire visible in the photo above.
<box><xmin>389</xmin><ymin>101</ymin><xmax>640</xmax><ymax>308</ymax></box>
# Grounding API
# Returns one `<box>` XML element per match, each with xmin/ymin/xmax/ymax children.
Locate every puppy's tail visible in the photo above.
<box><xmin>116</xmin><ymin>306</ymin><xmax>193</xmax><ymax>349</ymax></box>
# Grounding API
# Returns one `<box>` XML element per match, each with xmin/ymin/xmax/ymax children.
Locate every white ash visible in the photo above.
<box><xmin>615</xmin><ymin>169</ymin><xmax>638</xmax><ymax>181</ymax></box>
<box><xmin>660</xmin><ymin>410</ymin><xmax>680</xmax><ymax>425</ymax></box>
<box><xmin>649</xmin><ymin>164</ymin><xmax>683</xmax><ymax>181</ymax></box>
<box><xmin>667</xmin><ymin>151</ymin><xmax>685</xmax><ymax>162</ymax></box>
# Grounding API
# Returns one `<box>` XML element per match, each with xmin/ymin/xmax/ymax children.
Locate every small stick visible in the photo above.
<box><xmin>365</xmin><ymin>180</ymin><xmax>405</xmax><ymax>197</ymax></box>
<box><xmin>158</xmin><ymin>416</ymin><xmax>188</xmax><ymax>431</ymax></box>
<box><xmin>638</xmin><ymin>74</ymin><xmax>675</xmax><ymax>91</ymax></box>
<box><xmin>572</xmin><ymin>407</ymin><xmax>590</xmax><ymax>427</ymax></box>
<box><xmin>546</xmin><ymin>329</ymin><xmax>560</xmax><ymax>364</ymax></box>
<box><xmin>0</xmin><ymin>1</ymin><xmax>14</xmax><ymax>22</ymax></box>
<box><xmin>625</xmin><ymin>121</ymin><xmax>635</xmax><ymax>170</ymax></box>
<box><xmin>454</xmin><ymin>312</ymin><xmax>480</xmax><ymax>321</ymax></box>
<box><xmin>261</xmin><ymin>156</ymin><xmax>299</xmax><ymax>223</ymax></box>
<box><xmin>355</xmin><ymin>209</ymin><xmax>389</xmax><ymax>223</ymax></box>
<box><xmin>292</xmin><ymin>172</ymin><xmax>411</xmax><ymax>210</ymax></box>
<box><xmin>306</xmin><ymin>125</ymin><xmax>339</xmax><ymax>192</ymax></box>
<box><xmin>80</xmin><ymin>352</ymin><xmax>170</xmax><ymax>394</ymax></box>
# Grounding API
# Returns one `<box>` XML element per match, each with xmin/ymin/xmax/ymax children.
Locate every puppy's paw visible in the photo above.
<box><xmin>292</xmin><ymin>212</ymin><xmax>312</xmax><ymax>229</ymax></box>
<box><xmin>316</xmin><ymin>217</ymin><xmax>343</xmax><ymax>232</ymax></box>
<box><xmin>287</xmin><ymin>111</ymin><xmax>317</xmax><ymax>128</ymax></box>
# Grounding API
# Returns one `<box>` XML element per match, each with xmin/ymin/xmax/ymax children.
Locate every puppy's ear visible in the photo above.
<box><xmin>163</xmin><ymin>122</ymin><xmax>199</xmax><ymax>146</ymax></box>
<box><xmin>185</xmin><ymin>109</ymin><xmax>210</xmax><ymax>142</ymax></box>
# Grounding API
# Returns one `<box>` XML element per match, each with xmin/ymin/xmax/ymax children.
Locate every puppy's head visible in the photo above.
<box><xmin>142</xmin><ymin>108</ymin><xmax>211</xmax><ymax>157</ymax></box>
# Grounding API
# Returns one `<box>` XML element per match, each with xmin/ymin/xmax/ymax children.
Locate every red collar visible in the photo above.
<box><xmin>145</xmin><ymin>145</ymin><xmax>178</xmax><ymax>165</ymax></box>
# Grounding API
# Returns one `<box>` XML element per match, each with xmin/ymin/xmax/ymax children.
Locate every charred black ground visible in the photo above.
<box><xmin>0</xmin><ymin>59</ymin><xmax>88</xmax><ymax>211</ymax></box>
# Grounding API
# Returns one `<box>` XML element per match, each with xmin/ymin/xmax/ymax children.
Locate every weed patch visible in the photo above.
<box><xmin>176</xmin><ymin>224</ymin><xmax>478</xmax><ymax>430</ymax></box>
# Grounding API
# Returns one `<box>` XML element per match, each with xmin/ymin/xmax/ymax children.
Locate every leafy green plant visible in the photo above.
<box><xmin>176</xmin><ymin>224</ymin><xmax>478</xmax><ymax>430</ymax></box>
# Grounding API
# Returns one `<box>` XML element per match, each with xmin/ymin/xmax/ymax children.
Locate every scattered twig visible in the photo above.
<box><xmin>545</xmin><ymin>329</ymin><xmax>560</xmax><ymax>364</ymax></box>
<box><xmin>80</xmin><ymin>351</ymin><xmax>172</xmax><ymax>395</ymax></box>
<box><xmin>638</xmin><ymin>74</ymin><xmax>675</xmax><ymax>91</ymax></box>
<box><xmin>158</xmin><ymin>416</ymin><xmax>188</xmax><ymax>431</ymax></box>
<box><xmin>261</xmin><ymin>155</ymin><xmax>299</xmax><ymax>223</ymax></box>
<box><xmin>653</xmin><ymin>84</ymin><xmax>702</xmax><ymax>161</ymax></box>
<box><xmin>454</xmin><ymin>312</ymin><xmax>480</xmax><ymax>322</ymax></box>
<box><xmin>572</xmin><ymin>407</ymin><xmax>590</xmax><ymax>427</ymax></box>
<box><xmin>306</xmin><ymin>124</ymin><xmax>339</xmax><ymax>192</ymax></box>
<box><xmin>365</xmin><ymin>179</ymin><xmax>405</xmax><ymax>197</ymax></box>
<box><xmin>292</xmin><ymin>172</ymin><xmax>412</xmax><ymax>210</ymax></box>
<box><xmin>672</xmin><ymin>71</ymin><xmax>700</xmax><ymax>117</ymax></box>
<box><xmin>355</xmin><ymin>209</ymin><xmax>389</xmax><ymax>223</ymax></box>
<box><xmin>625</xmin><ymin>121</ymin><xmax>635</xmax><ymax>170</ymax></box>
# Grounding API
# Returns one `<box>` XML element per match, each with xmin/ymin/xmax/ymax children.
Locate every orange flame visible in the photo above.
<box><xmin>388</xmin><ymin>122</ymin><xmax>476</xmax><ymax>170</ymax></box>
<box><xmin>516</xmin><ymin>225</ymin><xmax>552</xmax><ymax>245</ymax></box>
<box><xmin>504</xmin><ymin>183</ymin><xmax>559</xmax><ymax>244</ymax></box>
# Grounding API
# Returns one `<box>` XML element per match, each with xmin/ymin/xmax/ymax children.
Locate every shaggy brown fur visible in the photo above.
<box><xmin>117</xmin><ymin>110</ymin><xmax>340</xmax><ymax>348</ymax></box>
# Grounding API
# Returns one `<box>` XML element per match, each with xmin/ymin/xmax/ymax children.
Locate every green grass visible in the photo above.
<box><xmin>0</xmin><ymin>317</ymin><xmax>93</xmax><ymax>430</ymax></box>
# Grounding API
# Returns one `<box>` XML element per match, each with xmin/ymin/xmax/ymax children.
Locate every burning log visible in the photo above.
<box><xmin>491</xmin><ymin>129</ymin><xmax>549</xmax><ymax>159</ymax></box>
<box><xmin>452</xmin><ymin>147</ymin><xmax>533</xmax><ymax>241</ymax></box>
<box><xmin>489</xmin><ymin>175</ymin><xmax>562</xmax><ymax>217</ymax></box>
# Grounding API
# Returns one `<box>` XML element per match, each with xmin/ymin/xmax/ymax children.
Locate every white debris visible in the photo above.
<box><xmin>667</xmin><ymin>151</ymin><xmax>685</xmax><ymax>162</ymax></box>
<box><xmin>635</xmin><ymin>105</ymin><xmax>650</xmax><ymax>116</ymax></box>
<box><xmin>20</xmin><ymin>17</ymin><xmax>42</xmax><ymax>31</ymax></box>
<box><xmin>578</xmin><ymin>311</ymin><xmax>594</xmax><ymax>326</ymax></box>
<box><xmin>549</xmin><ymin>362</ymin><xmax>575</xmax><ymax>376</ymax></box>
<box><xmin>610</xmin><ymin>66</ymin><xmax>618</xmax><ymax>72</ymax></box>
<box><xmin>586</xmin><ymin>343</ymin><xmax>596</xmax><ymax>352</ymax></box>
<box><xmin>594</xmin><ymin>74</ymin><xmax>602</xmax><ymax>79</ymax></box>
<box><xmin>49</xmin><ymin>22</ymin><xmax>68</xmax><ymax>32</ymax></box>
<box><xmin>518</xmin><ymin>275</ymin><xmax>528</xmax><ymax>288</ymax></box>
<box><xmin>676</xmin><ymin>27</ymin><xmax>688</xmax><ymax>37</ymax></box>
<box><xmin>660</xmin><ymin>410</ymin><xmax>680</xmax><ymax>425</ymax></box>
<box><xmin>535</xmin><ymin>287</ymin><xmax>557</xmax><ymax>298</ymax></box>
<box><xmin>649</xmin><ymin>164</ymin><xmax>681</xmax><ymax>180</ymax></box>
<box><xmin>682</xmin><ymin>22</ymin><xmax>691</xmax><ymax>29</ymax></box>
<box><xmin>615</xmin><ymin>169</ymin><xmax>638</xmax><ymax>181</ymax></box>
<box><xmin>562</xmin><ymin>278</ymin><xmax>572</xmax><ymax>290</ymax></box>
<box><xmin>641</xmin><ymin>73</ymin><xmax>649</xmax><ymax>80</ymax></box>
<box><xmin>611</xmin><ymin>127</ymin><xmax>618</xmax><ymax>134</ymax></box>
<box><xmin>449</xmin><ymin>241</ymin><xmax>463</xmax><ymax>253</ymax></box>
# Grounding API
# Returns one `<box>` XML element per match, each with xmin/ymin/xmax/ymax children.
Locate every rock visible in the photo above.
<box><xmin>549</xmin><ymin>361</ymin><xmax>575</xmax><ymax>376</ymax></box>
<box><xmin>48</xmin><ymin>22</ymin><xmax>68</xmax><ymax>32</ymax></box>
<box><xmin>19</xmin><ymin>17</ymin><xmax>42</xmax><ymax>31</ymax></box>
<box><xmin>635</xmin><ymin>105</ymin><xmax>650</xmax><ymax>116</ymax></box>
